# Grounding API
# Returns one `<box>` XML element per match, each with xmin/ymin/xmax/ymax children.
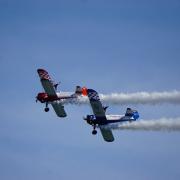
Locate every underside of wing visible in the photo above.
<box><xmin>37</xmin><ymin>69</ymin><xmax>57</xmax><ymax>96</ymax></box>
<box><xmin>100</xmin><ymin>127</ymin><xmax>114</xmax><ymax>142</ymax></box>
<box><xmin>41</xmin><ymin>79</ymin><xmax>57</xmax><ymax>96</ymax></box>
<box><xmin>51</xmin><ymin>102</ymin><xmax>67</xmax><ymax>117</ymax></box>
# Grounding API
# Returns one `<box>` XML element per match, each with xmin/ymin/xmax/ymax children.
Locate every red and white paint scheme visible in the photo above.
<box><xmin>36</xmin><ymin>69</ymin><xmax>87</xmax><ymax>117</ymax></box>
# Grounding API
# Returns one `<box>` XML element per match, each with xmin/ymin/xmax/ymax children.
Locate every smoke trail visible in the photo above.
<box><xmin>62</xmin><ymin>90</ymin><xmax>180</xmax><ymax>105</ymax></box>
<box><xmin>102</xmin><ymin>118</ymin><xmax>180</xmax><ymax>132</ymax></box>
<box><xmin>99</xmin><ymin>91</ymin><xmax>180</xmax><ymax>105</ymax></box>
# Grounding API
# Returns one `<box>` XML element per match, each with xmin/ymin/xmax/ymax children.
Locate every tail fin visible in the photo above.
<box><xmin>75</xmin><ymin>86</ymin><xmax>82</xmax><ymax>94</ymax></box>
<box><xmin>125</xmin><ymin>108</ymin><xmax>139</xmax><ymax>120</ymax></box>
<box><xmin>125</xmin><ymin>108</ymin><xmax>133</xmax><ymax>116</ymax></box>
<box><xmin>75</xmin><ymin>86</ymin><xmax>88</xmax><ymax>96</ymax></box>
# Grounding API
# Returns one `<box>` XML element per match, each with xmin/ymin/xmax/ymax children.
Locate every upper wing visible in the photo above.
<box><xmin>87</xmin><ymin>89</ymin><xmax>114</xmax><ymax>142</ymax></box>
<box><xmin>87</xmin><ymin>89</ymin><xmax>106</xmax><ymax>118</ymax></box>
<box><xmin>37</xmin><ymin>69</ymin><xmax>67</xmax><ymax>118</ymax></box>
<box><xmin>99</xmin><ymin>126</ymin><xmax>114</xmax><ymax>142</ymax></box>
<box><xmin>51</xmin><ymin>102</ymin><xmax>67</xmax><ymax>117</ymax></box>
<box><xmin>37</xmin><ymin>69</ymin><xmax>57</xmax><ymax>96</ymax></box>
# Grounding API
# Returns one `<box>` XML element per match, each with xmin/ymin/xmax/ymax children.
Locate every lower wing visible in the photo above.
<box><xmin>51</xmin><ymin>102</ymin><xmax>67</xmax><ymax>118</ymax></box>
<box><xmin>99</xmin><ymin>126</ymin><xmax>114</xmax><ymax>142</ymax></box>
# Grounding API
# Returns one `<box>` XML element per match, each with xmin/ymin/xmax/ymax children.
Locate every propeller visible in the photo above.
<box><xmin>36</xmin><ymin>97</ymin><xmax>38</xmax><ymax>103</ymax></box>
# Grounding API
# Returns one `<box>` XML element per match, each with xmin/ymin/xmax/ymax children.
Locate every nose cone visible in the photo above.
<box><xmin>36</xmin><ymin>93</ymin><xmax>42</xmax><ymax>102</ymax></box>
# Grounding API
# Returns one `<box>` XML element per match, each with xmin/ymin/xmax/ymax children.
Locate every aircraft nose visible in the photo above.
<box><xmin>36</xmin><ymin>93</ymin><xmax>47</xmax><ymax>103</ymax></box>
<box><xmin>36</xmin><ymin>93</ymin><xmax>41</xmax><ymax>102</ymax></box>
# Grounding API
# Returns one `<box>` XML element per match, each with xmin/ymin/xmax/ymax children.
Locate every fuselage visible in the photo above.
<box><xmin>36</xmin><ymin>92</ymin><xmax>76</xmax><ymax>103</ymax></box>
<box><xmin>84</xmin><ymin>112</ymin><xmax>139</xmax><ymax>126</ymax></box>
<box><xmin>106</xmin><ymin>114</ymin><xmax>137</xmax><ymax>122</ymax></box>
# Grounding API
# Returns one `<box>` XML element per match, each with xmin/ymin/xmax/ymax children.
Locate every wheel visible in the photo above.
<box><xmin>92</xmin><ymin>130</ymin><xmax>97</xmax><ymax>135</ymax></box>
<box><xmin>44</xmin><ymin>107</ymin><xmax>49</xmax><ymax>112</ymax></box>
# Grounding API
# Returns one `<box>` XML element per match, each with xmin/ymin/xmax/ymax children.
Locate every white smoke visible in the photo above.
<box><xmin>102</xmin><ymin>118</ymin><xmax>180</xmax><ymax>132</ymax></box>
<box><xmin>99</xmin><ymin>91</ymin><xmax>180</xmax><ymax>105</ymax></box>
<box><xmin>62</xmin><ymin>90</ymin><xmax>180</xmax><ymax>105</ymax></box>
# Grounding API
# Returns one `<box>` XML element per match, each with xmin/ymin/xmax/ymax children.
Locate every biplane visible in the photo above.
<box><xmin>84</xmin><ymin>89</ymin><xmax>139</xmax><ymax>142</ymax></box>
<box><xmin>36</xmin><ymin>69</ymin><xmax>86</xmax><ymax>117</ymax></box>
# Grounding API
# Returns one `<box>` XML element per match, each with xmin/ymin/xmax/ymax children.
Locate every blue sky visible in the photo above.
<box><xmin>1</xmin><ymin>0</ymin><xmax>180</xmax><ymax>179</ymax></box>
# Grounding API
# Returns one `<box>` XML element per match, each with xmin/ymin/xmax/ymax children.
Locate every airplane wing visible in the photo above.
<box><xmin>87</xmin><ymin>89</ymin><xmax>114</xmax><ymax>142</ymax></box>
<box><xmin>87</xmin><ymin>89</ymin><xmax>106</xmax><ymax>118</ymax></box>
<box><xmin>51</xmin><ymin>102</ymin><xmax>67</xmax><ymax>117</ymax></box>
<box><xmin>37</xmin><ymin>69</ymin><xmax>57</xmax><ymax>96</ymax></box>
<box><xmin>99</xmin><ymin>127</ymin><xmax>115</xmax><ymax>142</ymax></box>
<box><xmin>37</xmin><ymin>69</ymin><xmax>67</xmax><ymax>118</ymax></box>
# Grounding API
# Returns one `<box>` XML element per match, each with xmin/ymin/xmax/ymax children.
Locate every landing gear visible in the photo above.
<box><xmin>44</xmin><ymin>103</ymin><xmax>49</xmax><ymax>112</ymax></box>
<box><xmin>92</xmin><ymin>125</ymin><xmax>97</xmax><ymax>135</ymax></box>
<box><xmin>44</xmin><ymin>107</ymin><xmax>49</xmax><ymax>112</ymax></box>
<box><xmin>92</xmin><ymin>129</ymin><xmax>97</xmax><ymax>135</ymax></box>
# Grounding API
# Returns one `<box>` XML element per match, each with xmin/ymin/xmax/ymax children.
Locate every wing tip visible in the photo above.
<box><xmin>37</xmin><ymin>68</ymin><xmax>48</xmax><ymax>74</ymax></box>
<box><xmin>105</xmin><ymin>138</ymin><xmax>115</xmax><ymax>142</ymax></box>
<box><xmin>87</xmin><ymin>89</ymin><xmax>100</xmax><ymax>101</ymax></box>
<box><xmin>58</xmin><ymin>114</ymin><xmax>67</xmax><ymax>118</ymax></box>
<box><xmin>37</xmin><ymin>68</ymin><xmax>52</xmax><ymax>81</ymax></box>
<box><xmin>87</xmin><ymin>89</ymin><xmax>97</xmax><ymax>93</ymax></box>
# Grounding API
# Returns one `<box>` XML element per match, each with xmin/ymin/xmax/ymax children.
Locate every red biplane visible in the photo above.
<box><xmin>36</xmin><ymin>69</ymin><xmax>87</xmax><ymax>117</ymax></box>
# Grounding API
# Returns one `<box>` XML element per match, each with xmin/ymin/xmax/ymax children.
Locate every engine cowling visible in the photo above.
<box><xmin>36</xmin><ymin>92</ymin><xmax>48</xmax><ymax>103</ymax></box>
